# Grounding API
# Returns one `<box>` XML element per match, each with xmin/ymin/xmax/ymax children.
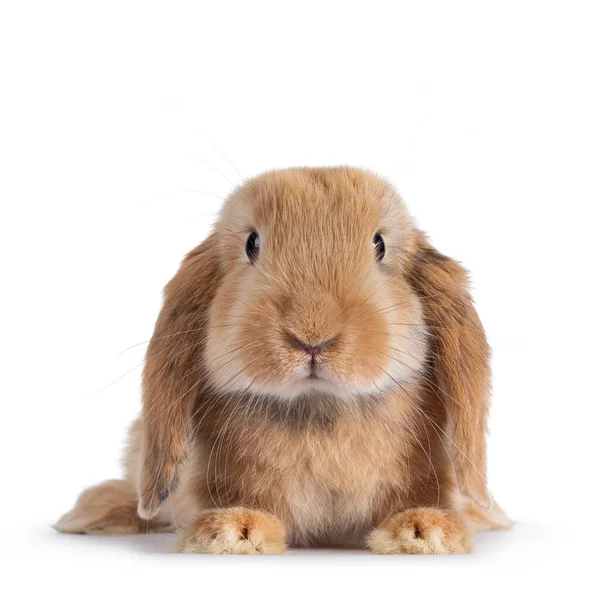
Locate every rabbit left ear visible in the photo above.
<box><xmin>137</xmin><ymin>234</ymin><xmax>222</xmax><ymax>519</ymax></box>
<box><xmin>408</xmin><ymin>235</ymin><xmax>492</xmax><ymax>509</ymax></box>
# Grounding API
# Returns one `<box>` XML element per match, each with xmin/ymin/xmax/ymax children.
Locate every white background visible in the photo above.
<box><xmin>1</xmin><ymin>1</ymin><xmax>599</xmax><ymax>598</ymax></box>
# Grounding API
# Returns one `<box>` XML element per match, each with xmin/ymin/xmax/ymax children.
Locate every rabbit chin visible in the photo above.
<box><xmin>273</xmin><ymin>378</ymin><xmax>387</xmax><ymax>402</ymax></box>
<box><xmin>230</xmin><ymin>369</ymin><xmax>404</xmax><ymax>402</ymax></box>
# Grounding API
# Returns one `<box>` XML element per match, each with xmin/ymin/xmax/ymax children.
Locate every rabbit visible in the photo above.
<box><xmin>55</xmin><ymin>167</ymin><xmax>512</xmax><ymax>554</ymax></box>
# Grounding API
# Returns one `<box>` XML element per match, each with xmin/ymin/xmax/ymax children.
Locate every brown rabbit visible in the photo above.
<box><xmin>55</xmin><ymin>167</ymin><xmax>511</xmax><ymax>553</ymax></box>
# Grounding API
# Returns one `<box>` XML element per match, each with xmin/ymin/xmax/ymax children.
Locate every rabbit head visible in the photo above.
<box><xmin>204</xmin><ymin>167</ymin><xmax>428</xmax><ymax>401</ymax></box>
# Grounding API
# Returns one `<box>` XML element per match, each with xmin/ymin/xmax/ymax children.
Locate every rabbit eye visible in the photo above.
<box><xmin>373</xmin><ymin>233</ymin><xmax>385</xmax><ymax>262</ymax></box>
<box><xmin>245</xmin><ymin>231</ymin><xmax>260</xmax><ymax>263</ymax></box>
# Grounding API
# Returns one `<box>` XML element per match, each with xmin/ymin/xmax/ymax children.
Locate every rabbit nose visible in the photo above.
<box><xmin>286</xmin><ymin>332</ymin><xmax>338</xmax><ymax>356</ymax></box>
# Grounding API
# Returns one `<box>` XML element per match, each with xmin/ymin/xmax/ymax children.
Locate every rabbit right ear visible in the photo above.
<box><xmin>137</xmin><ymin>233</ymin><xmax>222</xmax><ymax>519</ymax></box>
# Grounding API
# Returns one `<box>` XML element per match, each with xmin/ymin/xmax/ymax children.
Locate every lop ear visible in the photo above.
<box><xmin>408</xmin><ymin>235</ymin><xmax>491</xmax><ymax>508</ymax></box>
<box><xmin>137</xmin><ymin>233</ymin><xmax>222</xmax><ymax>519</ymax></box>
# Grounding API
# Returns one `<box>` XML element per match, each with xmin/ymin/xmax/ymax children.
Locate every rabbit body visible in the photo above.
<box><xmin>56</xmin><ymin>168</ymin><xmax>511</xmax><ymax>553</ymax></box>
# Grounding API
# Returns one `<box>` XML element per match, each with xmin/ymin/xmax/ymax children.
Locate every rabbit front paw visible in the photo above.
<box><xmin>178</xmin><ymin>507</ymin><xmax>286</xmax><ymax>554</ymax></box>
<box><xmin>367</xmin><ymin>507</ymin><xmax>472</xmax><ymax>554</ymax></box>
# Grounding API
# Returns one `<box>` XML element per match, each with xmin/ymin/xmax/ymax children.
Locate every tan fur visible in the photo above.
<box><xmin>55</xmin><ymin>167</ymin><xmax>509</xmax><ymax>553</ymax></box>
<box><xmin>178</xmin><ymin>508</ymin><xmax>286</xmax><ymax>554</ymax></box>
<box><xmin>53</xmin><ymin>479</ymin><xmax>171</xmax><ymax>534</ymax></box>
<box><xmin>367</xmin><ymin>508</ymin><xmax>472</xmax><ymax>554</ymax></box>
<box><xmin>458</xmin><ymin>493</ymin><xmax>514</xmax><ymax>533</ymax></box>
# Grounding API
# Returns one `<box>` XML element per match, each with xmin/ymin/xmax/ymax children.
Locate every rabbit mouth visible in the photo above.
<box><xmin>301</xmin><ymin>362</ymin><xmax>328</xmax><ymax>383</ymax></box>
<box><xmin>300</xmin><ymin>370</ymin><xmax>327</xmax><ymax>384</ymax></box>
<box><xmin>292</xmin><ymin>368</ymin><xmax>350</xmax><ymax>395</ymax></box>
<box><xmin>305</xmin><ymin>363</ymin><xmax>323</xmax><ymax>380</ymax></box>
